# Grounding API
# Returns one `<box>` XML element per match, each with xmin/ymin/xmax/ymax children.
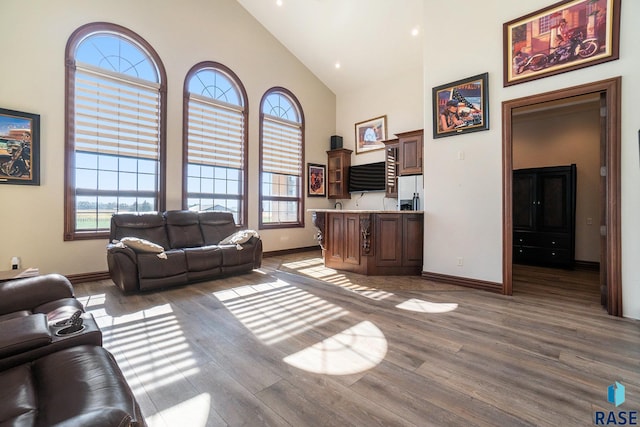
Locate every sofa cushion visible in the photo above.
<box><xmin>220</xmin><ymin>229</ymin><xmax>259</xmax><ymax>246</ymax></box>
<box><xmin>219</xmin><ymin>244</ymin><xmax>257</xmax><ymax>267</ymax></box>
<box><xmin>31</xmin><ymin>345</ymin><xmax>144</xmax><ymax>426</ymax></box>
<box><xmin>164</xmin><ymin>211</ymin><xmax>204</xmax><ymax>249</ymax></box>
<box><xmin>0</xmin><ymin>364</ymin><xmax>37</xmax><ymax>425</ymax></box>
<box><xmin>184</xmin><ymin>246</ymin><xmax>223</xmax><ymax>272</ymax></box>
<box><xmin>110</xmin><ymin>213</ymin><xmax>169</xmax><ymax>249</ymax></box>
<box><xmin>120</xmin><ymin>236</ymin><xmax>165</xmax><ymax>253</ymax></box>
<box><xmin>0</xmin><ymin>314</ymin><xmax>51</xmax><ymax>359</ymax></box>
<box><xmin>0</xmin><ymin>311</ymin><xmax>30</xmax><ymax>323</ymax></box>
<box><xmin>137</xmin><ymin>249</ymin><xmax>186</xmax><ymax>279</ymax></box>
<box><xmin>198</xmin><ymin>212</ymin><xmax>238</xmax><ymax>245</ymax></box>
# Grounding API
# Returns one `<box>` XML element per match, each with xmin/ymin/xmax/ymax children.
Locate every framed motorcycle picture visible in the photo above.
<box><xmin>0</xmin><ymin>107</ymin><xmax>40</xmax><ymax>186</ymax></box>
<box><xmin>503</xmin><ymin>0</ymin><xmax>620</xmax><ymax>87</ymax></box>
<box><xmin>432</xmin><ymin>73</ymin><xmax>489</xmax><ymax>139</ymax></box>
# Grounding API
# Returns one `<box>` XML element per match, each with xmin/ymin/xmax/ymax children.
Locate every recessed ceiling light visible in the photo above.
<box><xmin>411</xmin><ymin>26</ymin><xmax>420</xmax><ymax>37</ymax></box>
<box><xmin>334</xmin><ymin>62</ymin><xmax>341</xmax><ymax>69</ymax></box>
<box><xmin>276</xmin><ymin>0</ymin><xmax>283</xmax><ymax>6</ymax></box>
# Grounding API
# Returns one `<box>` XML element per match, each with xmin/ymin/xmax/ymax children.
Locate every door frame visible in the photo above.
<box><xmin>502</xmin><ymin>77</ymin><xmax>622</xmax><ymax>316</ymax></box>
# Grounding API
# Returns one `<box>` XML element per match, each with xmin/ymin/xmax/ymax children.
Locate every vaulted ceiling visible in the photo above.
<box><xmin>236</xmin><ymin>0</ymin><xmax>424</xmax><ymax>96</ymax></box>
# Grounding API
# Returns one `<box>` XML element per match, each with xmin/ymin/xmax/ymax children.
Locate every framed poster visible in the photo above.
<box><xmin>0</xmin><ymin>107</ymin><xmax>40</xmax><ymax>185</ymax></box>
<box><xmin>307</xmin><ymin>163</ymin><xmax>326</xmax><ymax>197</ymax></box>
<box><xmin>432</xmin><ymin>73</ymin><xmax>489</xmax><ymax>139</ymax></box>
<box><xmin>355</xmin><ymin>115</ymin><xmax>387</xmax><ymax>154</ymax></box>
<box><xmin>504</xmin><ymin>0</ymin><xmax>620</xmax><ymax>86</ymax></box>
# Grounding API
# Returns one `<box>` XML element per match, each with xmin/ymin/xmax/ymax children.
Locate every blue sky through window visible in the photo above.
<box><xmin>76</xmin><ymin>34</ymin><xmax>158</xmax><ymax>82</ymax></box>
<box><xmin>189</xmin><ymin>69</ymin><xmax>241</xmax><ymax>106</ymax></box>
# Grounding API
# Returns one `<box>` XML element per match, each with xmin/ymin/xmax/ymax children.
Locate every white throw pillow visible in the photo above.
<box><xmin>219</xmin><ymin>229</ymin><xmax>260</xmax><ymax>246</ymax></box>
<box><xmin>120</xmin><ymin>237</ymin><xmax>165</xmax><ymax>253</ymax></box>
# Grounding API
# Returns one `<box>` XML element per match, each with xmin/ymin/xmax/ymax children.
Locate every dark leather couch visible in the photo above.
<box><xmin>0</xmin><ymin>274</ymin><xmax>84</xmax><ymax>324</ymax></box>
<box><xmin>107</xmin><ymin>210</ymin><xmax>263</xmax><ymax>292</ymax></box>
<box><xmin>0</xmin><ymin>275</ymin><xmax>145</xmax><ymax>426</ymax></box>
<box><xmin>0</xmin><ymin>345</ymin><xmax>145</xmax><ymax>426</ymax></box>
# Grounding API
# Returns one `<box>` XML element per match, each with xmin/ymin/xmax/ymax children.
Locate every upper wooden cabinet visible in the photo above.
<box><xmin>383</xmin><ymin>139</ymin><xmax>399</xmax><ymax>198</ymax></box>
<box><xmin>327</xmin><ymin>148</ymin><xmax>352</xmax><ymax>199</ymax></box>
<box><xmin>396</xmin><ymin>129</ymin><xmax>423</xmax><ymax>175</ymax></box>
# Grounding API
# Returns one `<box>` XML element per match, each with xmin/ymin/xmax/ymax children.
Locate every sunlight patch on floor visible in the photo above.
<box><xmin>85</xmin><ymin>304</ymin><xmax>201</xmax><ymax>396</ymax></box>
<box><xmin>396</xmin><ymin>298</ymin><xmax>458</xmax><ymax>313</ymax></box>
<box><xmin>283</xmin><ymin>320</ymin><xmax>387</xmax><ymax>375</ymax></box>
<box><xmin>147</xmin><ymin>393</ymin><xmax>211</xmax><ymax>427</ymax></box>
<box><xmin>214</xmin><ymin>278</ymin><xmax>348</xmax><ymax>345</ymax></box>
<box><xmin>281</xmin><ymin>258</ymin><xmax>394</xmax><ymax>301</ymax></box>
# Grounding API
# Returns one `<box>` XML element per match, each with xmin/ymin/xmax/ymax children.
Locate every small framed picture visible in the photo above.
<box><xmin>0</xmin><ymin>107</ymin><xmax>40</xmax><ymax>185</ymax></box>
<box><xmin>307</xmin><ymin>163</ymin><xmax>326</xmax><ymax>197</ymax></box>
<box><xmin>355</xmin><ymin>115</ymin><xmax>387</xmax><ymax>154</ymax></box>
<box><xmin>432</xmin><ymin>73</ymin><xmax>489</xmax><ymax>139</ymax></box>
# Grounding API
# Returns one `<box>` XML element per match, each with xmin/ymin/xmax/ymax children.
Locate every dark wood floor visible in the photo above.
<box><xmin>74</xmin><ymin>252</ymin><xmax>640</xmax><ymax>426</ymax></box>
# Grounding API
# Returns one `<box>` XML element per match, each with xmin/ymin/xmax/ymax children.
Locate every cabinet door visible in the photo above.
<box><xmin>402</xmin><ymin>214</ymin><xmax>423</xmax><ymax>266</ymax></box>
<box><xmin>327</xmin><ymin>213</ymin><xmax>360</xmax><ymax>265</ymax></box>
<box><xmin>344</xmin><ymin>214</ymin><xmax>361</xmax><ymax>265</ymax></box>
<box><xmin>538</xmin><ymin>171</ymin><xmax>570</xmax><ymax>231</ymax></box>
<box><xmin>513</xmin><ymin>172</ymin><xmax>536</xmax><ymax>231</ymax></box>
<box><xmin>327</xmin><ymin>149</ymin><xmax>352</xmax><ymax>199</ymax></box>
<box><xmin>327</xmin><ymin>213</ymin><xmax>344</xmax><ymax>262</ymax></box>
<box><xmin>398</xmin><ymin>131</ymin><xmax>423</xmax><ymax>175</ymax></box>
<box><xmin>375</xmin><ymin>214</ymin><xmax>403</xmax><ymax>267</ymax></box>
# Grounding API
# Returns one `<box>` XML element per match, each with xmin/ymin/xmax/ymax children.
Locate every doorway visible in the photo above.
<box><xmin>502</xmin><ymin>77</ymin><xmax>622</xmax><ymax>316</ymax></box>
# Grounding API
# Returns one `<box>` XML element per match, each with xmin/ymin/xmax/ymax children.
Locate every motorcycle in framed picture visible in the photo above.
<box><xmin>0</xmin><ymin>108</ymin><xmax>40</xmax><ymax>186</ymax></box>
<box><xmin>503</xmin><ymin>0</ymin><xmax>620</xmax><ymax>87</ymax></box>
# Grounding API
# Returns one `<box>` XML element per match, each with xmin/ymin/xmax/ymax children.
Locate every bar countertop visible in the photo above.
<box><xmin>307</xmin><ymin>209</ymin><xmax>423</xmax><ymax>214</ymax></box>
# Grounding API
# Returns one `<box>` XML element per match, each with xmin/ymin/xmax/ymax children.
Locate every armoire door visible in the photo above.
<box><xmin>513</xmin><ymin>172</ymin><xmax>536</xmax><ymax>230</ymax></box>
<box><xmin>537</xmin><ymin>170</ymin><xmax>571</xmax><ymax>232</ymax></box>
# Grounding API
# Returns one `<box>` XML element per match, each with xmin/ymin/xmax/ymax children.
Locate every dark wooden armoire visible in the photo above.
<box><xmin>513</xmin><ymin>164</ymin><xmax>576</xmax><ymax>268</ymax></box>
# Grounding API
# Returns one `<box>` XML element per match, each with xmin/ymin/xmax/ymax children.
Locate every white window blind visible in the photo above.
<box><xmin>187</xmin><ymin>95</ymin><xmax>244</xmax><ymax>168</ymax></box>
<box><xmin>74</xmin><ymin>65</ymin><xmax>161</xmax><ymax>160</ymax></box>
<box><xmin>262</xmin><ymin>115</ymin><xmax>302</xmax><ymax>176</ymax></box>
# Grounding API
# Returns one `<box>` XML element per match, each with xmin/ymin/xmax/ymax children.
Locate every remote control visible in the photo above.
<box><xmin>64</xmin><ymin>318</ymin><xmax>84</xmax><ymax>334</ymax></box>
<box><xmin>68</xmin><ymin>310</ymin><xmax>82</xmax><ymax>325</ymax></box>
<box><xmin>54</xmin><ymin>310</ymin><xmax>83</xmax><ymax>327</ymax></box>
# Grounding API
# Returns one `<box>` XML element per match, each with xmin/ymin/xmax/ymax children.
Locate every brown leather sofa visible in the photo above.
<box><xmin>0</xmin><ymin>274</ymin><xmax>145</xmax><ymax>426</ymax></box>
<box><xmin>107</xmin><ymin>210</ymin><xmax>263</xmax><ymax>292</ymax></box>
<box><xmin>0</xmin><ymin>273</ymin><xmax>84</xmax><ymax>324</ymax></box>
<box><xmin>0</xmin><ymin>345</ymin><xmax>145</xmax><ymax>426</ymax></box>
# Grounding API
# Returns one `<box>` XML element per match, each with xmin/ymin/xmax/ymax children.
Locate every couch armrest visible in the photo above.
<box><xmin>53</xmin><ymin>408</ymin><xmax>135</xmax><ymax>427</ymax></box>
<box><xmin>0</xmin><ymin>313</ymin><xmax>51</xmax><ymax>358</ymax></box>
<box><xmin>0</xmin><ymin>274</ymin><xmax>75</xmax><ymax>316</ymax></box>
<box><xmin>250</xmin><ymin>236</ymin><xmax>263</xmax><ymax>269</ymax></box>
<box><xmin>107</xmin><ymin>244</ymin><xmax>140</xmax><ymax>293</ymax></box>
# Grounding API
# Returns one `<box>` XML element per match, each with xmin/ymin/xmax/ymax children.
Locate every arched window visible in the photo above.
<box><xmin>183</xmin><ymin>62</ymin><xmax>248</xmax><ymax>225</ymax></box>
<box><xmin>64</xmin><ymin>22</ymin><xmax>167</xmax><ymax>240</ymax></box>
<box><xmin>259</xmin><ymin>88</ymin><xmax>304</xmax><ymax>228</ymax></box>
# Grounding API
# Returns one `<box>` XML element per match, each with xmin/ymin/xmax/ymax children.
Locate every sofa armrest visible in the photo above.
<box><xmin>0</xmin><ymin>274</ymin><xmax>75</xmax><ymax>316</ymax></box>
<box><xmin>250</xmin><ymin>236</ymin><xmax>263</xmax><ymax>269</ymax></box>
<box><xmin>0</xmin><ymin>313</ymin><xmax>51</xmax><ymax>358</ymax></box>
<box><xmin>53</xmin><ymin>408</ymin><xmax>135</xmax><ymax>427</ymax></box>
<box><xmin>107</xmin><ymin>244</ymin><xmax>140</xmax><ymax>293</ymax></box>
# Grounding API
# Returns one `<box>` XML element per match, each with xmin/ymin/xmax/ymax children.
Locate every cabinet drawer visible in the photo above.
<box><xmin>513</xmin><ymin>246</ymin><xmax>571</xmax><ymax>265</ymax></box>
<box><xmin>514</xmin><ymin>232</ymin><xmax>569</xmax><ymax>249</ymax></box>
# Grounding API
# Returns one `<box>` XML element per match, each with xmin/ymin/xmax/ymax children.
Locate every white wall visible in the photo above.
<box><xmin>0</xmin><ymin>0</ymin><xmax>336</xmax><ymax>275</ymax></box>
<box><xmin>423</xmin><ymin>0</ymin><xmax>640</xmax><ymax>319</ymax></box>
<box><xmin>335</xmin><ymin>68</ymin><xmax>424</xmax><ymax>211</ymax></box>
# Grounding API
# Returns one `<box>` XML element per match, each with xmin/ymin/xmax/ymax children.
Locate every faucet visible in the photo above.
<box><xmin>334</xmin><ymin>202</ymin><xmax>343</xmax><ymax>210</ymax></box>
